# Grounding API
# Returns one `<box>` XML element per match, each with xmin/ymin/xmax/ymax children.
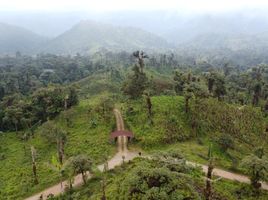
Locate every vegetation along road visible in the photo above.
<box><xmin>25</xmin><ymin>109</ymin><xmax>268</xmax><ymax>200</ymax></box>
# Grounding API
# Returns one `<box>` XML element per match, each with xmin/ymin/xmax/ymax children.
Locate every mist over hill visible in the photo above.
<box><xmin>40</xmin><ymin>20</ymin><xmax>171</xmax><ymax>54</ymax></box>
<box><xmin>0</xmin><ymin>23</ymin><xmax>46</xmax><ymax>54</ymax></box>
<box><xmin>1</xmin><ymin>10</ymin><xmax>268</xmax><ymax>56</ymax></box>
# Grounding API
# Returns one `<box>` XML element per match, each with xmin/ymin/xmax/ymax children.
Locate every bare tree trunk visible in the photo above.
<box><xmin>57</xmin><ymin>138</ymin><xmax>65</xmax><ymax>165</ymax></box>
<box><xmin>101</xmin><ymin>180</ymin><xmax>106</xmax><ymax>200</ymax></box>
<box><xmin>205</xmin><ymin>160</ymin><xmax>213</xmax><ymax>200</ymax></box>
<box><xmin>82</xmin><ymin>171</ymin><xmax>87</xmax><ymax>185</ymax></box>
<box><xmin>146</xmin><ymin>94</ymin><xmax>153</xmax><ymax>124</ymax></box>
<box><xmin>57</xmin><ymin>139</ymin><xmax>63</xmax><ymax>165</ymax></box>
<box><xmin>185</xmin><ymin>97</ymin><xmax>189</xmax><ymax>113</ymax></box>
<box><xmin>31</xmin><ymin>146</ymin><xmax>38</xmax><ymax>184</ymax></box>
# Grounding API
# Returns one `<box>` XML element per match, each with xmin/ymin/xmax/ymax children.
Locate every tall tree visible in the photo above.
<box><xmin>132</xmin><ymin>50</ymin><xmax>148</xmax><ymax>73</ymax></box>
<box><xmin>31</xmin><ymin>146</ymin><xmax>38</xmax><ymax>184</ymax></box>
<box><xmin>145</xmin><ymin>93</ymin><xmax>153</xmax><ymax>123</ymax></box>
<box><xmin>122</xmin><ymin>51</ymin><xmax>149</xmax><ymax>99</ymax></box>
<box><xmin>252</xmin><ymin>82</ymin><xmax>262</xmax><ymax>106</ymax></box>
<box><xmin>205</xmin><ymin>144</ymin><xmax>214</xmax><ymax>200</ymax></box>
<box><xmin>41</xmin><ymin>122</ymin><xmax>67</xmax><ymax>164</ymax></box>
<box><xmin>49</xmin><ymin>155</ymin><xmax>65</xmax><ymax>189</ymax></box>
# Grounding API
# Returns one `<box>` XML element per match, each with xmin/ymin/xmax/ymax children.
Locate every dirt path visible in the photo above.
<box><xmin>25</xmin><ymin>109</ymin><xmax>138</xmax><ymax>200</ymax></box>
<box><xmin>187</xmin><ymin>161</ymin><xmax>268</xmax><ymax>190</ymax></box>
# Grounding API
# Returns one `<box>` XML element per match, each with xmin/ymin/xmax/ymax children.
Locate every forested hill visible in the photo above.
<box><xmin>2</xmin><ymin>19</ymin><xmax>268</xmax><ymax>60</ymax></box>
<box><xmin>40</xmin><ymin>20</ymin><xmax>171</xmax><ymax>54</ymax></box>
<box><xmin>0</xmin><ymin>23</ymin><xmax>47</xmax><ymax>54</ymax></box>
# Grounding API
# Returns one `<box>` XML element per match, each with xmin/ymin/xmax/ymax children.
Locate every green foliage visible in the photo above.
<box><xmin>55</xmin><ymin>156</ymin><xmax>268</xmax><ymax>200</ymax></box>
<box><xmin>123</xmin><ymin>65</ymin><xmax>149</xmax><ymax>99</ymax></box>
<box><xmin>0</xmin><ymin>98</ymin><xmax>115</xmax><ymax>199</ymax></box>
<box><xmin>66</xmin><ymin>154</ymin><xmax>92</xmax><ymax>173</ymax></box>
<box><xmin>241</xmin><ymin>149</ymin><xmax>268</xmax><ymax>190</ymax></box>
<box><xmin>41</xmin><ymin>121</ymin><xmax>66</xmax><ymax>143</ymax></box>
<box><xmin>124</xmin><ymin>96</ymin><xmax>191</xmax><ymax>148</ymax></box>
<box><xmin>189</xmin><ymin>98</ymin><xmax>266</xmax><ymax>145</ymax></box>
<box><xmin>0</xmin><ymin>85</ymin><xmax>78</xmax><ymax>132</ymax></box>
<box><xmin>217</xmin><ymin>134</ymin><xmax>234</xmax><ymax>152</ymax></box>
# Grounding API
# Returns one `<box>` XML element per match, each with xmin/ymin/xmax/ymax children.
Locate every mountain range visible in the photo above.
<box><xmin>1</xmin><ymin>17</ymin><xmax>268</xmax><ymax>55</ymax></box>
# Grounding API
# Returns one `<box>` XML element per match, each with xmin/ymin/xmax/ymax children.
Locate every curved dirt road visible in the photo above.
<box><xmin>25</xmin><ymin>109</ymin><xmax>137</xmax><ymax>200</ymax></box>
<box><xmin>187</xmin><ymin>161</ymin><xmax>268</xmax><ymax>190</ymax></box>
<box><xmin>25</xmin><ymin>109</ymin><xmax>268</xmax><ymax>200</ymax></box>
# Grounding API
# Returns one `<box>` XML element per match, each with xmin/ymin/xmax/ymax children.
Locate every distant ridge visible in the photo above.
<box><xmin>0</xmin><ymin>23</ymin><xmax>46</xmax><ymax>54</ymax></box>
<box><xmin>40</xmin><ymin>20</ymin><xmax>171</xmax><ymax>54</ymax></box>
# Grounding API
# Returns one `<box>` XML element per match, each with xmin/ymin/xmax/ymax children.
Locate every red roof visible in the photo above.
<box><xmin>110</xmin><ymin>130</ymin><xmax>134</xmax><ymax>138</ymax></box>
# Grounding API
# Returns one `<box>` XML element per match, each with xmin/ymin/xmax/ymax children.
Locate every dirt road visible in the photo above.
<box><xmin>187</xmin><ymin>161</ymin><xmax>268</xmax><ymax>190</ymax></box>
<box><xmin>25</xmin><ymin>109</ymin><xmax>267</xmax><ymax>200</ymax></box>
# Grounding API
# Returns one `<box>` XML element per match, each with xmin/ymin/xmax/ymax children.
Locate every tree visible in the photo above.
<box><xmin>174</xmin><ymin>70</ymin><xmax>187</xmax><ymax>95</ymax></box>
<box><xmin>118</xmin><ymin>161</ymin><xmax>201</xmax><ymax>199</ymax></box>
<box><xmin>183</xmin><ymin>84</ymin><xmax>194</xmax><ymax>113</ymax></box>
<box><xmin>132</xmin><ymin>50</ymin><xmax>148</xmax><ymax>73</ymax></box>
<box><xmin>66</xmin><ymin>86</ymin><xmax>79</xmax><ymax>108</ymax></box>
<box><xmin>144</xmin><ymin>93</ymin><xmax>153</xmax><ymax>123</ymax></box>
<box><xmin>217</xmin><ymin>134</ymin><xmax>234</xmax><ymax>152</ymax></box>
<box><xmin>241</xmin><ymin>147</ymin><xmax>268</xmax><ymax>191</ymax></box>
<box><xmin>214</xmin><ymin>75</ymin><xmax>226</xmax><ymax>100</ymax></box>
<box><xmin>101</xmin><ymin>156</ymin><xmax>108</xmax><ymax>200</ymax></box>
<box><xmin>122</xmin><ymin>51</ymin><xmax>149</xmax><ymax>99</ymax></box>
<box><xmin>3</xmin><ymin>105</ymin><xmax>23</xmax><ymax>133</ymax></box>
<box><xmin>206</xmin><ymin>72</ymin><xmax>215</xmax><ymax>94</ymax></box>
<box><xmin>66</xmin><ymin>154</ymin><xmax>93</xmax><ymax>185</ymax></box>
<box><xmin>31</xmin><ymin>146</ymin><xmax>38</xmax><ymax>184</ymax></box>
<box><xmin>205</xmin><ymin>144</ymin><xmax>214</xmax><ymax>200</ymax></box>
<box><xmin>49</xmin><ymin>155</ymin><xmax>65</xmax><ymax>190</ymax></box>
<box><xmin>41</xmin><ymin>122</ymin><xmax>67</xmax><ymax>164</ymax></box>
<box><xmin>252</xmin><ymin>82</ymin><xmax>262</xmax><ymax>106</ymax></box>
<box><xmin>0</xmin><ymin>85</ymin><xmax>4</xmax><ymax>101</ymax></box>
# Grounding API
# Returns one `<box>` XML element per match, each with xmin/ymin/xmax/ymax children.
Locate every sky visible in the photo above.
<box><xmin>1</xmin><ymin>0</ymin><xmax>268</xmax><ymax>12</ymax></box>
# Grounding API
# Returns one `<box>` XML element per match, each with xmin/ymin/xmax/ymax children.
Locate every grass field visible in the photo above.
<box><xmin>123</xmin><ymin>95</ymin><xmax>267</xmax><ymax>173</ymax></box>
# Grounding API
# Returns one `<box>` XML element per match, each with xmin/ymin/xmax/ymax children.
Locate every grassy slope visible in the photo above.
<box><xmin>0</xmin><ymin>96</ymin><xmax>115</xmax><ymax>200</ymax></box>
<box><xmin>123</xmin><ymin>95</ymin><xmax>267</xmax><ymax>172</ymax></box>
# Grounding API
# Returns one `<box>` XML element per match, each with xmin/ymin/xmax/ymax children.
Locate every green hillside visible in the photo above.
<box><xmin>41</xmin><ymin>20</ymin><xmax>171</xmax><ymax>54</ymax></box>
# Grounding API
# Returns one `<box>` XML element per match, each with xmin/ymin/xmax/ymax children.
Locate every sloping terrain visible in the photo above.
<box><xmin>0</xmin><ymin>23</ymin><xmax>46</xmax><ymax>54</ymax></box>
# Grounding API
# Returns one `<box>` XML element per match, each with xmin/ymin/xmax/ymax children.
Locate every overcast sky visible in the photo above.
<box><xmin>1</xmin><ymin>0</ymin><xmax>268</xmax><ymax>13</ymax></box>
